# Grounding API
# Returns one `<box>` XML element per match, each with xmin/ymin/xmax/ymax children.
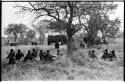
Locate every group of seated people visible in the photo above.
<box><xmin>101</xmin><ymin>49</ymin><xmax>117</xmax><ymax>61</ymax></box>
<box><xmin>6</xmin><ymin>49</ymin><xmax>62</xmax><ymax>65</ymax></box>
<box><xmin>88</xmin><ymin>50</ymin><xmax>97</xmax><ymax>59</ymax></box>
<box><xmin>88</xmin><ymin>49</ymin><xmax>117</xmax><ymax>61</ymax></box>
<box><xmin>6</xmin><ymin>48</ymin><xmax>117</xmax><ymax>65</ymax></box>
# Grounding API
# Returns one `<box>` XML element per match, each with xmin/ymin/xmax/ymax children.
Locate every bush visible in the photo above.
<box><xmin>71</xmin><ymin>41</ymin><xmax>80</xmax><ymax>51</ymax></box>
<box><xmin>39</xmin><ymin>35</ymin><xmax>45</xmax><ymax>44</ymax></box>
<box><xmin>72</xmin><ymin>50</ymin><xmax>91</xmax><ymax>66</ymax></box>
<box><xmin>53</xmin><ymin>58</ymin><xmax>72</xmax><ymax>68</ymax></box>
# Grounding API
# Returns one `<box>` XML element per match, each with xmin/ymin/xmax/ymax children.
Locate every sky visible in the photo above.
<box><xmin>2</xmin><ymin>2</ymin><xmax>124</xmax><ymax>37</ymax></box>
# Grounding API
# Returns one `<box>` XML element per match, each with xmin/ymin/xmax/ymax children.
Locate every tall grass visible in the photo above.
<box><xmin>1</xmin><ymin>38</ymin><xmax>123</xmax><ymax>80</ymax></box>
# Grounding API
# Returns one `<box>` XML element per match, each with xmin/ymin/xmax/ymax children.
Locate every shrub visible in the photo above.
<box><xmin>39</xmin><ymin>35</ymin><xmax>45</xmax><ymax>44</ymax></box>
<box><xmin>71</xmin><ymin>41</ymin><xmax>80</xmax><ymax>51</ymax></box>
<box><xmin>53</xmin><ymin>58</ymin><xmax>72</xmax><ymax>68</ymax></box>
<box><xmin>71</xmin><ymin>50</ymin><xmax>91</xmax><ymax>66</ymax></box>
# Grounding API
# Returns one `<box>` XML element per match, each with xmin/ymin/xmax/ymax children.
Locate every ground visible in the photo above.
<box><xmin>1</xmin><ymin>37</ymin><xmax>124</xmax><ymax>81</ymax></box>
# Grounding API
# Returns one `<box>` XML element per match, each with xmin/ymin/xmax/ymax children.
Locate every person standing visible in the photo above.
<box><xmin>55</xmin><ymin>41</ymin><xmax>59</xmax><ymax>49</ymax></box>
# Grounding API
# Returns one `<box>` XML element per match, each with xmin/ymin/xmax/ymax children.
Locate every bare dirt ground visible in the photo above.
<box><xmin>1</xmin><ymin>38</ymin><xmax>124</xmax><ymax>81</ymax></box>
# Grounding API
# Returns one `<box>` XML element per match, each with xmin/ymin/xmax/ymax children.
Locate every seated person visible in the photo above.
<box><xmin>45</xmin><ymin>50</ymin><xmax>56</xmax><ymax>61</ymax></box>
<box><xmin>39</xmin><ymin>50</ymin><xmax>44</xmax><ymax>61</ymax></box>
<box><xmin>57</xmin><ymin>50</ymin><xmax>63</xmax><ymax>58</ymax></box>
<box><xmin>23</xmin><ymin>50</ymin><xmax>37</xmax><ymax>62</ymax></box>
<box><xmin>88</xmin><ymin>50</ymin><xmax>97</xmax><ymax>59</ymax></box>
<box><xmin>6</xmin><ymin>49</ymin><xmax>16</xmax><ymax>65</ymax></box>
<box><xmin>109</xmin><ymin>50</ymin><xmax>117</xmax><ymax>61</ymax></box>
<box><xmin>101</xmin><ymin>49</ymin><xmax>109</xmax><ymax>60</ymax></box>
<box><xmin>31</xmin><ymin>49</ymin><xmax>37</xmax><ymax>58</ymax></box>
<box><xmin>42</xmin><ymin>52</ymin><xmax>46</xmax><ymax>61</ymax></box>
<box><xmin>15</xmin><ymin>49</ymin><xmax>24</xmax><ymax>61</ymax></box>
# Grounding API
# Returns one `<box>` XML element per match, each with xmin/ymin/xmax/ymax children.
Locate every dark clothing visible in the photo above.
<box><xmin>7</xmin><ymin>51</ymin><xmax>15</xmax><ymax>59</ymax></box>
<box><xmin>101</xmin><ymin>52</ymin><xmax>109</xmax><ymax>60</ymax></box>
<box><xmin>39</xmin><ymin>52</ymin><xmax>45</xmax><ymax>61</ymax></box>
<box><xmin>15</xmin><ymin>52</ymin><xmax>24</xmax><ymax>60</ymax></box>
<box><xmin>45</xmin><ymin>53</ymin><xmax>55</xmax><ymax>61</ymax></box>
<box><xmin>88</xmin><ymin>51</ymin><xmax>97</xmax><ymax>59</ymax></box>
<box><xmin>7</xmin><ymin>51</ymin><xmax>16</xmax><ymax>65</ymax></box>
<box><xmin>55</xmin><ymin>42</ymin><xmax>59</xmax><ymax>49</ymax></box>
<box><xmin>57</xmin><ymin>52</ymin><xmax>59</xmax><ymax>57</ymax></box>
<box><xmin>109</xmin><ymin>52</ymin><xmax>117</xmax><ymax>61</ymax></box>
<box><xmin>24</xmin><ymin>53</ymin><xmax>34</xmax><ymax>62</ymax></box>
<box><xmin>109</xmin><ymin>53</ymin><xmax>116</xmax><ymax>58</ymax></box>
<box><xmin>31</xmin><ymin>51</ymin><xmax>37</xmax><ymax>58</ymax></box>
<box><xmin>57</xmin><ymin>52</ymin><xmax>63</xmax><ymax>57</ymax></box>
<box><xmin>8</xmin><ymin>57</ymin><xmax>16</xmax><ymax>65</ymax></box>
<box><xmin>90</xmin><ymin>53</ymin><xmax>97</xmax><ymax>58</ymax></box>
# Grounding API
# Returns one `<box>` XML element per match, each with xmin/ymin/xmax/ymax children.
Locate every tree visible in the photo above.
<box><xmin>76</xmin><ymin>2</ymin><xmax>120</xmax><ymax>45</ymax></box>
<box><xmin>15</xmin><ymin>2</ymin><xmax>84</xmax><ymax>57</ymax></box>
<box><xmin>26</xmin><ymin>29</ymin><xmax>36</xmax><ymax>40</ymax></box>
<box><xmin>4</xmin><ymin>23</ymin><xmax>28</xmax><ymax>42</ymax></box>
<box><xmin>15</xmin><ymin>2</ymin><xmax>120</xmax><ymax>57</ymax></box>
<box><xmin>32</xmin><ymin>20</ymin><xmax>48</xmax><ymax>43</ymax></box>
<box><xmin>39</xmin><ymin>35</ymin><xmax>45</xmax><ymax>44</ymax></box>
<box><xmin>47</xmin><ymin>20</ymin><xmax>67</xmax><ymax>32</ymax></box>
<box><xmin>101</xmin><ymin>17</ymin><xmax>121</xmax><ymax>39</ymax></box>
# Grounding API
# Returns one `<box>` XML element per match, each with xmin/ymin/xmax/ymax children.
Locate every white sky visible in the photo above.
<box><xmin>2</xmin><ymin>2</ymin><xmax>124</xmax><ymax>37</ymax></box>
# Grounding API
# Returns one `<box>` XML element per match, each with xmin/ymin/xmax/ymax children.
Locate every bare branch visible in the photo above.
<box><xmin>29</xmin><ymin>2</ymin><xmax>35</xmax><ymax>10</ymax></box>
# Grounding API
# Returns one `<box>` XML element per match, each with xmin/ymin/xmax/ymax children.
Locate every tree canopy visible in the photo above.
<box><xmin>26</xmin><ymin>29</ymin><xmax>36</xmax><ymax>40</ymax></box>
<box><xmin>4</xmin><ymin>23</ymin><xmax>28</xmax><ymax>42</ymax></box>
<box><xmin>15</xmin><ymin>2</ymin><xmax>121</xmax><ymax>57</ymax></box>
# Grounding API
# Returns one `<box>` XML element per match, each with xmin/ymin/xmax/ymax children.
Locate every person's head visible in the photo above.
<box><xmin>47</xmin><ymin>50</ymin><xmax>49</xmax><ymax>53</ymax></box>
<box><xmin>112</xmin><ymin>50</ymin><xmax>115</xmax><ymax>54</ymax></box>
<box><xmin>105</xmin><ymin>49</ymin><xmax>108</xmax><ymax>52</ymax></box>
<box><xmin>92</xmin><ymin>50</ymin><xmax>94</xmax><ymax>53</ymax></box>
<box><xmin>32</xmin><ymin>49</ymin><xmax>35</xmax><ymax>52</ymax></box>
<box><xmin>40</xmin><ymin>50</ymin><xmax>43</xmax><ymax>52</ymax></box>
<box><xmin>57</xmin><ymin>50</ymin><xmax>60</xmax><ymax>52</ymax></box>
<box><xmin>43</xmin><ymin>52</ymin><xmax>46</xmax><ymax>54</ymax></box>
<box><xmin>10</xmin><ymin>49</ymin><xmax>14</xmax><ymax>52</ymax></box>
<box><xmin>28</xmin><ymin>50</ymin><xmax>31</xmax><ymax>53</ymax></box>
<box><xmin>18</xmin><ymin>49</ymin><xmax>20</xmax><ymax>52</ymax></box>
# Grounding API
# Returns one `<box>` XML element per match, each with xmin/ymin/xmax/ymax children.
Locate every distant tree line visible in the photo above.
<box><xmin>4</xmin><ymin>23</ymin><xmax>45</xmax><ymax>45</ymax></box>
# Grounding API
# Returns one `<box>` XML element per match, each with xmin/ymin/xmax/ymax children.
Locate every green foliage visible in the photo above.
<box><xmin>38</xmin><ymin>35</ymin><xmax>45</xmax><ymax>44</ymax></box>
<box><xmin>15</xmin><ymin>2</ymin><xmax>121</xmax><ymax>56</ymax></box>
<box><xmin>32</xmin><ymin>20</ymin><xmax>47</xmax><ymax>36</ymax></box>
<box><xmin>47</xmin><ymin>20</ymin><xmax>67</xmax><ymax>32</ymax></box>
<box><xmin>79</xmin><ymin>2</ymin><xmax>120</xmax><ymax>45</ymax></box>
<box><xmin>53</xmin><ymin>58</ymin><xmax>72</xmax><ymax>68</ymax></box>
<box><xmin>26</xmin><ymin>29</ymin><xmax>36</xmax><ymax>40</ymax></box>
<box><xmin>72</xmin><ymin>50</ymin><xmax>90</xmax><ymax>66</ymax></box>
<box><xmin>4</xmin><ymin>23</ymin><xmax>28</xmax><ymax>41</ymax></box>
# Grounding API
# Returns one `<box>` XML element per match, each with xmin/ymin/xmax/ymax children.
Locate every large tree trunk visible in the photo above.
<box><xmin>67</xmin><ymin>36</ymin><xmax>73</xmax><ymax>58</ymax></box>
<box><xmin>66</xmin><ymin>2</ymin><xmax>74</xmax><ymax>58</ymax></box>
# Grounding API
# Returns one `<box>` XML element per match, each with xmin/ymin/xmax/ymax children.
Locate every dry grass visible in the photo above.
<box><xmin>1</xmin><ymin>38</ymin><xmax>124</xmax><ymax>81</ymax></box>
